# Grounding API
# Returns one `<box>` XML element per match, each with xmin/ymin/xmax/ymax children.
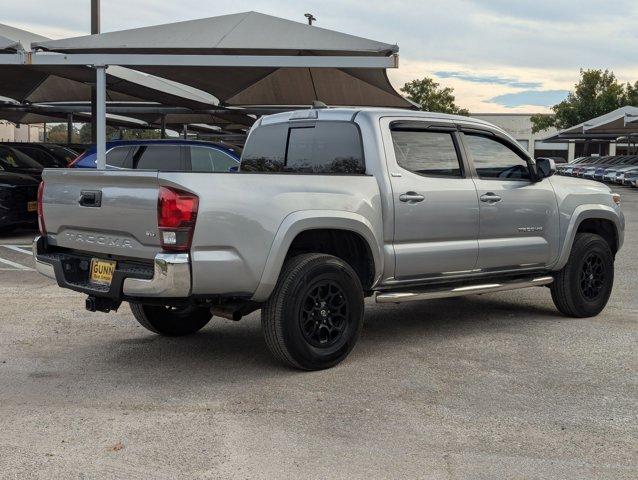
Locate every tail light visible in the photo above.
<box><xmin>157</xmin><ymin>186</ymin><xmax>199</xmax><ymax>252</ymax></box>
<box><xmin>68</xmin><ymin>151</ymin><xmax>87</xmax><ymax>168</ymax></box>
<box><xmin>37</xmin><ymin>181</ymin><xmax>46</xmax><ymax>236</ymax></box>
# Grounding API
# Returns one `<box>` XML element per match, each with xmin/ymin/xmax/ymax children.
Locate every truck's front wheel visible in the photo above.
<box><xmin>129</xmin><ymin>303</ymin><xmax>212</xmax><ymax>336</ymax></box>
<box><xmin>262</xmin><ymin>253</ymin><xmax>364</xmax><ymax>370</ymax></box>
<box><xmin>550</xmin><ymin>233</ymin><xmax>614</xmax><ymax>318</ymax></box>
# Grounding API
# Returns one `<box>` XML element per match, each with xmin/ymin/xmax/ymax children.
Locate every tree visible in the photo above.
<box><xmin>531</xmin><ymin>69</ymin><xmax>637</xmax><ymax>133</ymax></box>
<box><xmin>45</xmin><ymin>123</ymin><xmax>80</xmax><ymax>143</ymax></box>
<box><xmin>400</xmin><ymin>77</ymin><xmax>469</xmax><ymax>115</ymax></box>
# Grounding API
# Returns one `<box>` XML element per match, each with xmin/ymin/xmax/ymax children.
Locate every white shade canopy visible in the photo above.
<box><xmin>33</xmin><ymin>11</ymin><xmax>411</xmax><ymax>109</ymax></box>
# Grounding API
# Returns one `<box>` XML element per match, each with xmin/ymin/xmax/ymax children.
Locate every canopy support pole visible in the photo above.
<box><xmin>161</xmin><ymin>114</ymin><xmax>167</xmax><ymax>139</ymax></box>
<box><xmin>95</xmin><ymin>65</ymin><xmax>107</xmax><ymax>170</ymax></box>
<box><xmin>90</xmin><ymin>0</ymin><xmax>101</xmax><ymax>144</ymax></box>
<box><xmin>66</xmin><ymin>113</ymin><xmax>73</xmax><ymax>145</ymax></box>
<box><xmin>182</xmin><ymin>124</ymin><xmax>188</xmax><ymax>139</ymax></box>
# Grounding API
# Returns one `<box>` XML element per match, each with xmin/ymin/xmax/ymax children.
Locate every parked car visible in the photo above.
<box><xmin>558</xmin><ymin>157</ymin><xmax>587</xmax><ymax>176</ymax></box>
<box><xmin>34</xmin><ymin>108</ymin><xmax>624</xmax><ymax>370</ymax></box>
<box><xmin>0</xmin><ymin>171</ymin><xmax>39</xmax><ymax>232</ymax></box>
<box><xmin>2</xmin><ymin>143</ymin><xmax>73</xmax><ymax>168</ymax></box>
<box><xmin>71</xmin><ymin>139</ymin><xmax>241</xmax><ymax>172</ymax></box>
<box><xmin>623</xmin><ymin>169</ymin><xmax>638</xmax><ymax>186</ymax></box>
<box><xmin>0</xmin><ymin>145</ymin><xmax>43</xmax><ymax>180</ymax></box>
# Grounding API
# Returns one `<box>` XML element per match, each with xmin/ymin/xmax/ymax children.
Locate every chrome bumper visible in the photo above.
<box><xmin>33</xmin><ymin>236</ymin><xmax>191</xmax><ymax>298</ymax></box>
<box><xmin>122</xmin><ymin>253</ymin><xmax>191</xmax><ymax>297</ymax></box>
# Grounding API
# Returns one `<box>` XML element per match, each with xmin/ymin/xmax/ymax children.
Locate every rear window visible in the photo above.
<box><xmin>241</xmin><ymin>121</ymin><xmax>364</xmax><ymax>174</ymax></box>
<box><xmin>135</xmin><ymin>145</ymin><xmax>181</xmax><ymax>170</ymax></box>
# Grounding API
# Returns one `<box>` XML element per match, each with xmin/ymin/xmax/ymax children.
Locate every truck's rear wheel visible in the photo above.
<box><xmin>262</xmin><ymin>253</ymin><xmax>364</xmax><ymax>370</ymax></box>
<box><xmin>550</xmin><ymin>233</ymin><xmax>614</xmax><ymax>318</ymax></box>
<box><xmin>129</xmin><ymin>303</ymin><xmax>212</xmax><ymax>336</ymax></box>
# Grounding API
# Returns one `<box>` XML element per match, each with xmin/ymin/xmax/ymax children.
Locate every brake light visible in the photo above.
<box><xmin>157</xmin><ymin>186</ymin><xmax>198</xmax><ymax>252</ymax></box>
<box><xmin>37</xmin><ymin>181</ymin><xmax>46</xmax><ymax>236</ymax></box>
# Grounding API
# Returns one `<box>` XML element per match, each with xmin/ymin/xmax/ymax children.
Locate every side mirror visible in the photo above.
<box><xmin>536</xmin><ymin>157</ymin><xmax>556</xmax><ymax>180</ymax></box>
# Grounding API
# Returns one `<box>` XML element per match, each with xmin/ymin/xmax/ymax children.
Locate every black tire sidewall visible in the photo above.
<box><xmin>565</xmin><ymin>235</ymin><xmax>614</xmax><ymax>317</ymax></box>
<box><xmin>134</xmin><ymin>304</ymin><xmax>212</xmax><ymax>336</ymax></box>
<box><xmin>280</xmin><ymin>258</ymin><xmax>364</xmax><ymax>370</ymax></box>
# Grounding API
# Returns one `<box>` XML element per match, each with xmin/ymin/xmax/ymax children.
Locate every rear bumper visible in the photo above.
<box><xmin>33</xmin><ymin>236</ymin><xmax>191</xmax><ymax>299</ymax></box>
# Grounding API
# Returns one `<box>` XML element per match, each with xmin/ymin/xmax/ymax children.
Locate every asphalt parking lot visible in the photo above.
<box><xmin>0</xmin><ymin>188</ymin><xmax>636</xmax><ymax>480</ymax></box>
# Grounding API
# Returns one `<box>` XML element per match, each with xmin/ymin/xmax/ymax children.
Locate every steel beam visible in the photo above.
<box><xmin>95</xmin><ymin>65</ymin><xmax>106</xmax><ymax>169</ymax></box>
<box><xmin>28</xmin><ymin>53</ymin><xmax>399</xmax><ymax>69</ymax></box>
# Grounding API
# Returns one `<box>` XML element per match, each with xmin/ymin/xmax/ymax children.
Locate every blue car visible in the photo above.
<box><xmin>71</xmin><ymin>139</ymin><xmax>241</xmax><ymax>172</ymax></box>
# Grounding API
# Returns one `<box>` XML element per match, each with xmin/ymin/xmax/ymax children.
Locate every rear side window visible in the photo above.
<box><xmin>190</xmin><ymin>146</ymin><xmax>238</xmax><ymax>172</ymax></box>
<box><xmin>391</xmin><ymin>130</ymin><xmax>462</xmax><ymax>177</ymax></box>
<box><xmin>241</xmin><ymin>121</ymin><xmax>365</xmax><ymax>174</ymax></box>
<box><xmin>106</xmin><ymin>146</ymin><xmax>133</xmax><ymax>168</ymax></box>
<box><xmin>135</xmin><ymin>145</ymin><xmax>181</xmax><ymax>170</ymax></box>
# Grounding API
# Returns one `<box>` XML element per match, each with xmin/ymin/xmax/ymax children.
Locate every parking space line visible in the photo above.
<box><xmin>0</xmin><ymin>256</ymin><xmax>34</xmax><ymax>271</ymax></box>
<box><xmin>2</xmin><ymin>245</ymin><xmax>32</xmax><ymax>256</ymax></box>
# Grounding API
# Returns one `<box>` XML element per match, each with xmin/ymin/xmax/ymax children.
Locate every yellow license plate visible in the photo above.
<box><xmin>27</xmin><ymin>201</ymin><xmax>37</xmax><ymax>212</ymax></box>
<box><xmin>90</xmin><ymin>258</ymin><xmax>116</xmax><ymax>285</ymax></box>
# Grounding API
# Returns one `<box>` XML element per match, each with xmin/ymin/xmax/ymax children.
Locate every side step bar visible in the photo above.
<box><xmin>375</xmin><ymin>276</ymin><xmax>554</xmax><ymax>304</ymax></box>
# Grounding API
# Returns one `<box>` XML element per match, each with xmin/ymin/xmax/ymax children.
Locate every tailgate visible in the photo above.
<box><xmin>42</xmin><ymin>169</ymin><xmax>161</xmax><ymax>260</ymax></box>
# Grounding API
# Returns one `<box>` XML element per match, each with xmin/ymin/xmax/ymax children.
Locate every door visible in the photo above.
<box><xmin>461</xmin><ymin>132</ymin><xmax>560</xmax><ymax>271</ymax></box>
<box><xmin>384</xmin><ymin>121</ymin><xmax>480</xmax><ymax>280</ymax></box>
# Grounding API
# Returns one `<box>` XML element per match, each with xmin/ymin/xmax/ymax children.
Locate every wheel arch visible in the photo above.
<box><xmin>554</xmin><ymin>205</ymin><xmax>624</xmax><ymax>270</ymax></box>
<box><xmin>251</xmin><ymin>211</ymin><xmax>383</xmax><ymax>302</ymax></box>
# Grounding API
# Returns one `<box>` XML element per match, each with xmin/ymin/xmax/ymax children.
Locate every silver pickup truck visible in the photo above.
<box><xmin>34</xmin><ymin>108</ymin><xmax>625</xmax><ymax>370</ymax></box>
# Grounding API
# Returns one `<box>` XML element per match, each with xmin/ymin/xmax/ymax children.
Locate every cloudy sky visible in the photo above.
<box><xmin>5</xmin><ymin>0</ymin><xmax>638</xmax><ymax>112</ymax></box>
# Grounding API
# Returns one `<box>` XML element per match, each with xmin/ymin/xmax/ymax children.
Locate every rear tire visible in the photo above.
<box><xmin>129</xmin><ymin>303</ymin><xmax>212</xmax><ymax>336</ymax></box>
<box><xmin>550</xmin><ymin>233</ymin><xmax>614</xmax><ymax>318</ymax></box>
<box><xmin>262</xmin><ymin>253</ymin><xmax>364</xmax><ymax>370</ymax></box>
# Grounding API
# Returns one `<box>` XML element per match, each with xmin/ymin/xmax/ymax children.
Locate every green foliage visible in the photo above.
<box><xmin>45</xmin><ymin>123</ymin><xmax>80</xmax><ymax>143</ymax></box>
<box><xmin>531</xmin><ymin>70</ymin><xmax>638</xmax><ymax>134</ymax></box>
<box><xmin>78</xmin><ymin>124</ymin><xmax>161</xmax><ymax>142</ymax></box>
<box><xmin>401</xmin><ymin>77</ymin><xmax>469</xmax><ymax>115</ymax></box>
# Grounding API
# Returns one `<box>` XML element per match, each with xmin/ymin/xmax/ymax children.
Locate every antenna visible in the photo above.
<box><xmin>304</xmin><ymin>13</ymin><xmax>317</xmax><ymax>25</ymax></box>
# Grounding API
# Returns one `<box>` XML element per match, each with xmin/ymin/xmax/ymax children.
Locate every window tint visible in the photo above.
<box><xmin>190</xmin><ymin>146</ymin><xmax>238</xmax><ymax>172</ymax></box>
<box><xmin>391</xmin><ymin>130</ymin><xmax>461</xmax><ymax>177</ymax></box>
<box><xmin>106</xmin><ymin>146</ymin><xmax>133</xmax><ymax>168</ymax></box>
<box><xmin>135</xmin><ymin>145</ymin><xmax>181</xmax><ymax>170</ymax></box>
<box><xmin>286</xmin><ymin>122</ymin><xmax>364</xmax><ymax>174</ymax></box>
<box><xmin>0</xmin><ymin>146</ymin><xmax>42</xmax><ymax>170</ymax></box>
<box><xmin>241</xmin><ymin>122</ymin><xmax>364</xmax><ymax>174</ymax></box>
<box><xmin>240</xmin><ymin>124</ymin><xmax>287</xmax><ymax>172</ymax></box>
<box><xmin>15</xmin><ymin>147</ymin><xmax>57</xmax><ymax>167</ymax></box>
<box><xmin>464</xmin><ymin>134</ymin><xmax>531</xmax><ymax>180</ymax></box>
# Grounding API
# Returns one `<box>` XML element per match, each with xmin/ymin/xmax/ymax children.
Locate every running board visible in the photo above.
<box><xmin>375</xmin><ymin>276</ymin><xmax>554</xmax><ymax>304</ymax></box>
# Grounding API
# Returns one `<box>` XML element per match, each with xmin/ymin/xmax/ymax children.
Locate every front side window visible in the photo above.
<box><xmin>464</xmin><ymin>134</ymin><xmax>531</xmax><ymax>180</ymax></box>
<box><xmin>190</xmin><ymin>146</ymin><xmax>238</xmax><ymax>172</ymax></box>
<box><xmin>391</xmin><ymin>130</ymin><xmax>462</xmax><ymax>177</ymax></box>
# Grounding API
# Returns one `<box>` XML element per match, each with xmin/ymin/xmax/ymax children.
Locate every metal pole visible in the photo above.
<box><xmin>43</xmin><ymin>122</ymin><xmax>47</xmax><ymax>142</ymax></box>
<box><xmin>161</xmin><ymin>114</ymin><xmax>166</xmax><ymax>139</ymax></box>
<box><xmin>66</xmin><ymin>113</ymin><xmax>73</xmax><ymax>145</ymax></box>
<box><xmin>90</xmin><ymin>0</ymin><xmax>100</xmax><ymax>144</ymax></box>
<box><xmin>182</xmin><ymin>124</ymin><xmax>188</xmax><ymax>139</ymax></box>
<box><xmin>95</xmin><ymin>65</ymin><xmax>107</xmax><ymax>170</ymax></box>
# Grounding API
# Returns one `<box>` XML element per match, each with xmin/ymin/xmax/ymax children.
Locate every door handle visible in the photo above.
<box><xmin>399</xmin><ymin>192</ymin><xmax>425</xmax><ymax>203</ymax></box>
<box><xmin>480</xmin><ymin>193</ymin><xmax>502</xmax><ymax>204</ymax></box>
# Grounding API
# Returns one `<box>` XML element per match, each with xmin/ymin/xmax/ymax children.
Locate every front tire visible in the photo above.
<box><xmin>129</xmin><ymin>303</ymin><xmax>212</xmax><ymax>336</ymax></box>
<box><xmin>550</xmin><ymin>233</ymin><xmax>614</xmax><ymax>318</ymax></box>
<box><xmin>262</xmin><ymin>253</ymin><xmax>365</xmax><ymax>370</ymax></box>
